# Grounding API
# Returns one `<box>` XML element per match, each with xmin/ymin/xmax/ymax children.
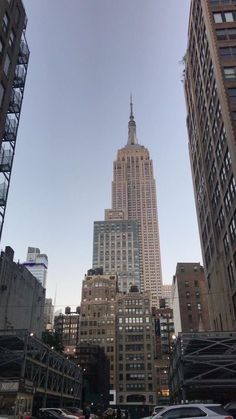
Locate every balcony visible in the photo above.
<box><xmin>0</xmin><ymin>183</ymin><xmax>8</xmax><ymax>206</ymax></box>
<box><xmin>0</xmin><ymin>149</ymin><xmax>13</xmax><ymax>172</ymax></box>
<box><xmin>13</xmin><ymin>65</ymin><xmax>26</xmax><ymax>88</ymax></box>
<box><xmin>18</xmin><ymin>39</ymin><xmax>30</xmax><ymax>65</ymax></box>
<box><xmin>4</xmin><ymin>117</ymin><xmax>18</xmax><ymax>142</ymax></box>
<box><xmin>8</xmin><ymin>90</ymin><xmax>22</xmax><ymax>114</ymax></box>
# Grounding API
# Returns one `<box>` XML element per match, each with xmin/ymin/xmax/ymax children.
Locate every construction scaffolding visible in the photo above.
<box><xmin>169</xmin><ymin>332</ymin><xmax>236</xmax><ymax>404</ymax></box>
<box><xmin>0</xmin><ymin>329</ymin><xmax>82</xmax><ymax>414</ymax></box>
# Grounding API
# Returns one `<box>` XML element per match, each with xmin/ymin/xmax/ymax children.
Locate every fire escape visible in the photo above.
<box><xmin>0</xmin><ymin>21</ymin><xmax>29</xmax><ymax>240</ymax></box>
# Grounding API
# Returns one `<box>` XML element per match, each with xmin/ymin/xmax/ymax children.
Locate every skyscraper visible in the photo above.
<box><xmin>110</xmin><ymin>99</ymin><xmax>162</xmax><ymax>306</ymax></box>
<box><xmin>93</xmin><ymin>211</ymin><xmax>140</xmax><ymax>292</ymax></box>
<box><xmin>24</xmin><ymin>246</ymin><xmax>48</xmax><ymax>288</ymax></box>
<box><xmin>0</xmin><ymin>0</ymin><xmax>29</xmax><ymax>239</ymax></box>
<box><xmin>185</xmin><ymin>0</ymin><xmax>236</xmax><ymax>330</ymax></box>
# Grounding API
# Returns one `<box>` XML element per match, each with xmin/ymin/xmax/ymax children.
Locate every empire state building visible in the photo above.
<box><xmin>112</xmin><ymin>99</ymin><xmax>162</xmax><ymax>306</ymax></box>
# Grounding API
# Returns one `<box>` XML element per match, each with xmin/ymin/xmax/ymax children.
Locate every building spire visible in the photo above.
<box><xmin>127</xmin><ymin>94</ymin><xmax>137</xmax><ymax>145</ymax></box>
<box><xmin>130</xmin><ymin>93</ymin><xmax>134</xmax><ymax>119</ymax></box>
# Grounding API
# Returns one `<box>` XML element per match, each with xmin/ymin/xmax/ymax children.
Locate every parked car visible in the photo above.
<box><xmin>225</xmin><ymin>403</ymin><xmax>236</xmax><ymax>419</ymax></box>
<box><xmin>38</xmin><ymin>410</ymin><xmax>67</xmax><ymax>419</ymax></box>
<box><xmin>152</xmin><ymin>407</ymin><xmax>165</xmax><ymax>417</ymax></box>
<box><xmin>39</xmin><ymin>408</ymin><xmax>78</xmax><ymax>419</ymax></box>
<box><xmin>152</xmin><ymin>404</ymin><xmax>233</xmax><ymax>419</ymax></box>
<box><xmin>64</xmin><ymin>408</ymin><xmax>84</xmax><ymax>418</ymax></box>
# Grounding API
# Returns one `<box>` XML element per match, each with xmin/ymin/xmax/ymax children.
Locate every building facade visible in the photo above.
<box><xmin>54</xmin><ymin>306</ymin><xmax>80</xmax><ymax>356</ymax></box>
<box><xmin>185</xmin><ymin>0</ymin><xmax>236</xmax><ymax>330</ymax></box>
<box><xmin>76</xmin><ymin>343</ymin><xmax>110</xmax><ymax>409</ymax></box>
<box><xmin>0</xmin><ymin>246</ymin><xmax>45</xmax><ymax>337</ymax></box>
<box><xmin>152</xmin><ymin>306</ymin><xmax>175</xmax><ymax>404</ymax></box>
<box><xmin>24</xmin><ymin>247</ymin><xmax>48</xmax><ymax>288</ymax></box>
<box><xmin>161</xmin><ymin>284</ymin><xmax>173</xmax><ymax>309</ymax></box>
<box><xmin>110</xmin><ymin>100</ymin><xmax>162</xmax><ymax>306</ymax></box>
<box><xmin>93</xmin><ymin>217</ymin><xmax>140</xmax><ymax>293</ymax></box>
<box><xmin>79</xmin><ymin>271</ymin><xmax>118</xmax><ymax>400</ymax></box>
<box><xmin>43</xmin><ymin>297</ymin><xmax>54</xmax><ymax>330</ymax></box>
<box><xmin>116</xmin><ymin>287</ymin><xmax>156</xmax><ymax>407</ymax></box>
<box><xmin>172</xmin><ymin>263</ymin><xmax>210</xmax><ymax>335</ymax></box>
<box><xmin>0</xmin><ymin>0</ymin><xmax>29</xmax><ymax>239</ymax></box>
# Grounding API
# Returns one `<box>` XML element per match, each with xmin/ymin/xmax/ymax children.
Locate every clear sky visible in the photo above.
<box><xmin>1</xmin><ymin>0</ymin><xmax>202</xmax><ymax>312</ymax></box>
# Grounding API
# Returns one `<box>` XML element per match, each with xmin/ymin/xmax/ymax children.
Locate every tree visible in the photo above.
<box><xmin>41</xmin><ymin>330</ymin><xmax>64</xmax><ymax>353</ymax></box>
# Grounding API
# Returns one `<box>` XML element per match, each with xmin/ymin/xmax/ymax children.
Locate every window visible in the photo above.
<box><xmin>211</xmin><ymin>0</ymin><xmax>236</xmax><ymax>3</ymax></box>
<box><xmin>3</xmin><ymin>54</ymin><xmax>10</xmax><ymax>77</ymax></box>
<box><xmin>213</xmin><ymin>13</ymin><xmax>223</xmax><ymax>23</ymax></box>
<box><xmin>162</xmin><ymin>407</ymin><xmax>207</xmax><ymax>419</ymax></box>
<box><xmin>224</xmin><ymin>189</ymin><xmax>232</xmax><ymax>212</ymax></box>
<box><xmin>224</xmin><ymin>233</ymin><xmax>230</xmax><ymax>254</ymax></box>
<box><xmin>9</xmin><ymin>30</ymin><xmax>15</xmax><ymax>48</ymax></box>
<box><xmin>228</xmin><ymin>88</ymin><xmax>236</xmax><ymax>103</ymax></box>
<box><xmin>224</xmin><ymin>67</ymin><xmax>236</xmax><ymax>80</ymax></box>
<box><xmin>0</xmin><ymin>38</ymin><xmax>3</xmax><ymax>55</ymax></box>
<box><xmin>0</xmin><ymin>83</ymin><xmax>5</xmax><ymax>107</ymax></box>
<box><xmin>197</xmin><ymin>303</ymin><xmax>202</xmax><ymax>310</ymax></box>
<box><xmin>214</xmin><ymin>11</ymin><xmax>236</xmax><ymax>23</ymax></box>
<box><xmin>229</xmin><ymin>214</ymin><xmax>236</xmax><ymax>242</ymax></box>
<box><xmin>228</xmin><ymin>261</ymin><xmax>235</xmax><ymax>286</ymax></box>
<box><xmin>220</xmin><ymin>47</ymin><xmax>236</xmax><ymax>59</ymax></box>
<box><xmin>229</xmin><ymin>176</ymin><xmax>236</xmax><ymax>199</ymax></box>
<box><xmin>2</xmin><ymin>13</ymin><xmax>9</xmax><ymax>33</ymax></box>
<box><xmin>225</xmin><ymin>12</ymin><xmax>234</xmax><ymax>22</ymax></box>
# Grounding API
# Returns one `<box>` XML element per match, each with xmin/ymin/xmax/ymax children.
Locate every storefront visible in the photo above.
<box><xmin>0</xmin><ymin>380</ymin><xmax>34</xmax><ymax>419</ymax></box>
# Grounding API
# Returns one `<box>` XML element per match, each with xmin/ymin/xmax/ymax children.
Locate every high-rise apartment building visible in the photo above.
<box><xmin>0</xmin><ymin>0</ymin><xmax>29</xmax><ymax>239</ymax></box>
<box><xmin>172</xmin><ymin>263</ymin><xmax>210</xmax><ymax>335</ymax></box>
<box><xmin>0</xmin><ymin>246</ymin><xmax>45</xmax><ymax>337</ymax></box>
<box><xmin>93</xmin><ymin>214</ymin><xmax>140</xmax><ymax>292</ymax></box>
<box><xmin>185</xmin><ymin>0</ymin><xmax>236</xmax><ymax>330</ymax></box>
<box><xmin>79</xmin><ymin>271</ymin><xmax>118</xmax><ymax>400</ymax></box>
<box><xmin>24</xmin><ymin>246</ymin><xmax>48</xmax><ymax>288</ymax></box>
<box><xmin>111</xmin><ymin>100</ymin><xmax>162</xmax><ymax>306</ymax></box>
<box><xmin>116</xmin><ymin>287</ymin><xmax>156</xmax><ymax>407</ymax></box>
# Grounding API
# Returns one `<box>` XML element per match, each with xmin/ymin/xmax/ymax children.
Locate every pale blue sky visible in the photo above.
<box><xmin>1</xmin><ymin>0</ymin><xmax>201</xmax><ymax>311</ymax></box>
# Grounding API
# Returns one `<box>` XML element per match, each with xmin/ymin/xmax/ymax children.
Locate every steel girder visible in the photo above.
<box><xmin>169</xmin><ymin>332</ymin><xmax>236</xmax><ymax>402</ymax></box>
<box><xmin>0</xmin><ymin>330</ymin><xmax>82</xmax><ymax>404</ymax></box>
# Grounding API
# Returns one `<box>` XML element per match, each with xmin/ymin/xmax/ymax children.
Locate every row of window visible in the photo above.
<box><xmin>118</xmin><ymin>317</ymin><xmax>150</xmax><ymax>324</ymax></box>
<box><xmin>211</xmin><ymin>0</ymin><xmax>236</xmax><ymax>4</ymax></box>
<box><xmin>210</xmin><ymin>0</ymin><xmax>236</xmax><ymax>6</ymax></box>
<box><xmin>220</xmin><ymin>47</ymin><xmax>236</xmax><ymax>60</ymax></box>
<box><xmin>213</xmin><ymin>11</ymin><xmax>236</xmax><ymax>23</ymax></box>
<box><xmin>187</xmin><ymin>302</ymin><xmax>202</xmax><ymax>311</ymax></box>
<box><xmin>216</xmin><ymin>28</ymin><xmax>236</xmax><ymax>40</ymax></box>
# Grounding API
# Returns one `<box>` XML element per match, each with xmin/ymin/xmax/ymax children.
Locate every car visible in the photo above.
<box><xmin>152</xmin><ymin>404</ymin><xmax>233</xmax><ymax>419</ymax></box>
<box><xmin>64</xmin><ymin>408</ymin><xmax>84</xmax><ymax>418</ymax></box>
<box><xmin>39</xmin><ymin>408</ymin><xmax>78</xmax><ymax>419</ymax></box>
<box><xmin>224</xmin><ymin>403</ymin><xmax>236</xmax><ymax>419</ymax></box>
<box><xmin>38</xmin><ymin>411</ymin><xmax>67</xmax><ymax>419</ymax></box>
<box><xmin>152</xmin><ymin>407</ymin><xmax>165</xmax><ymax>417</ymax></box>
